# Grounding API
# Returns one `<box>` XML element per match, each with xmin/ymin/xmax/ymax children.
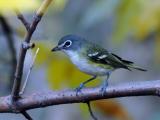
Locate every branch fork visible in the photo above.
<box><xmin>10</xmin><ymin>0</ymin><xmax>53</xmax><ymax>119</ymax></box>
<box><xmin>22</xmin><ymin>42</ymin><xmax>35</xmax><ymax>50</ymax></box>
<box><xmin>15</xmin><ymin>9</ymin><xmax>30</xmax><ymax>31</ymax></box>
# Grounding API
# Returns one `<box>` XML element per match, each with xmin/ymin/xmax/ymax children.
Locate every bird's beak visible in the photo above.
<box><xmin>51</xmin><ymin>46</ymin><xmax>61</xmax><ymax>52</ymax></box>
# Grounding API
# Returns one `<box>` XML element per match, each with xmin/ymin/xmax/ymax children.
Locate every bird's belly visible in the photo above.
<box><xmin>76</xmin><ymin>62</ymin><xmax>108</xmax><ymax>76</ymax></box>
<box><xmin>69</xmin><ymin>54</ymin><xmax>109</xmax><ymax>76</ymax></box>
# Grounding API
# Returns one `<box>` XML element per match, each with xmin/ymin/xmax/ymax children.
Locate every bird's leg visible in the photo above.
<box><xmin>100</xmin><ymin>71</ymin><xmax>111</xmax><ymax>96</ymax></box>
<box><xmin>75</xmin><ymin>76</ymin><xmax>97</xmax><ymax>95</ymax></box>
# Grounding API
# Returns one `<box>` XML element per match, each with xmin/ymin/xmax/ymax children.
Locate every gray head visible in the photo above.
<box><xmin>51</xmin><ymin>34</ymin><xmax>86</xmax><ymax>52</ymax></box>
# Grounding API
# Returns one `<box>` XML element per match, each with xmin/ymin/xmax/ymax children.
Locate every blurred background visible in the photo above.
<box><xmin>0</xmin><ymin>0</ymin><xmax>160</xmax><ymax>120</ymax></box>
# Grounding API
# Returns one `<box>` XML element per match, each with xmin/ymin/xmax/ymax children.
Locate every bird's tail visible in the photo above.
<box><xmin>128</xmin><ymin>65</ymin><xmax>147</xmax><ymax>71</ymax></box>
<box><xmin>122</xmin><ymin>60</ymin><xmax>147</xmax><ymax>71</ymax></box>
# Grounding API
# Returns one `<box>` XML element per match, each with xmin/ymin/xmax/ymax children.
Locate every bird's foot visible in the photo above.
<box><xmin>100</xmin><ymin>86</ymin><xmax>106</xmax><ymax>96</ymax></box>
<box><xmin>100</xmin><ymin>80</ymin><xmax>109</xmax><ymax>96</ymax></box>
<box><xmin>75</xmin><ymin>83</ymin><xmax>84</xmax><ymax>96</ymax></box>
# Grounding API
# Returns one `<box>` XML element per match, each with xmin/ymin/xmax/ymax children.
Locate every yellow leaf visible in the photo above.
<box><xmin>133</xmin><ymin>0</ymin><xmax>160</xmax><ymax>40</ymax></box>
<box><xmin>47</xmin><ymin>55</ymin><xmax>72</xmax><ymax>89</ymax></box>
<box><xmin>0</xmin><ymin>0</ymin><xmax>40</xmax><ymax>12</ymax></box>
<box><xmin>34</xmin><ymin>42</ymin><xmax>51</xmax><ymax>65</ymax></box>
<box><xmin>113</xmin><ymin>0</ymin><xmax>140</xmax><ymax>44</ymax></box>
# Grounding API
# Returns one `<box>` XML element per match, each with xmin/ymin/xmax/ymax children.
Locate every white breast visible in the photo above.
<box><xmin>64</xmin><ymin>50</ymin><xmax>109</xmax><ymax>76</ymax></box>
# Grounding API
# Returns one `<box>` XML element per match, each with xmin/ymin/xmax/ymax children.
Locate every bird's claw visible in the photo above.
<box><xmin>75</xmin><ymin>87</ymin><xmax>82</xmax><ymax>96</ymax></box>
<box><xmin>100</xmin><ymin>80</ymin><xmax>108</xmax><ymax>96</ymax></box>
<box><xmin>100</xmin><ymin>86</ymin><xmax>107</xmax><ymax>96</ymax></box>
<box><xmin>75</xmin><ymin>83</ymin><xmax>84</xmax><ymax>96</ymax></box>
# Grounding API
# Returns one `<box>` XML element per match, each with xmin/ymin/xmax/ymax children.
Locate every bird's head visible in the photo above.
<box><xmin>51</xmin><ymin>34</ymin><xmax>85</xmax><ymax>52</ymax></box>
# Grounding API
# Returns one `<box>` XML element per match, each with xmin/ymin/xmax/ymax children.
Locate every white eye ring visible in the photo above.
<box><xmin>64</xmin><ymin>40</ymin><xmax>72</xmax><ymax>47</ymax></box>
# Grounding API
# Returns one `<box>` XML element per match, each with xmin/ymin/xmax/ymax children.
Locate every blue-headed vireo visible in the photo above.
<box><xmin>51</xmin><ymin>34</ymin><xmax>146</xmax><ymax>95</ymax></box>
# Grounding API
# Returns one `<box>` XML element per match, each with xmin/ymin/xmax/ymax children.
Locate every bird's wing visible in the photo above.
<box><xmin>87</xmin><ymin>47</ymin><xmax>131</xmax><ymax>69</ymax></box>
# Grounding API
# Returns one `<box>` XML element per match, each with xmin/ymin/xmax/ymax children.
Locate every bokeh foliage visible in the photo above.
<box><xmin>0</xmin><ymin>0</ymin><xmax>40</xmax><ymax>11</ymax></box>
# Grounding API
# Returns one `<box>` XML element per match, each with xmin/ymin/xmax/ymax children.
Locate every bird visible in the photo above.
<box><xmin>51</xmin><ymin>34</ymin><xmax>147</xmax><ymax>95</ymax></box>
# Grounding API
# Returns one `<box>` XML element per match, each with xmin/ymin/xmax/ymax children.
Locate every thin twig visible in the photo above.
<box><xmin>11</xmin><ymin>0</ymin><xmax>53</xmax><ymax>101</ymax></box>
<box><xmin>1</xmin><ymin>80</ymin><xmax>160</xmax><ymax>113</ymax></box>
<box><xmin>21</xmin><ymin>111</ymin><xmax>33</xmax><ymax>120</ymax></box>
<box><xmin>87</xmin><ymin>102</ymin><xmax>98</xmax><ymax>120</ymax></box>
<box><xmin>36</xmin><ymin>0</ymin><xmax>53</xmax><ymax>16</ymax></box>
<box><xmin>14</xmin><ymin>9</ymin><xmax>30</xmax><ymax>31</ymax></box>
<box><xmin>20</xmin><ymin>48</ymin><xmax>39</xmax><ymax>95</ymax></box>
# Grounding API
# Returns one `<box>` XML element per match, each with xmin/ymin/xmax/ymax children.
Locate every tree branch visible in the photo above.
<box><xmin>21</xmin><ymin>111</ymin><xmax>33</xmax><ymax>120</ymax></box>
<box><xmin>1</xmin><ymin>80</ymin><xmax>160</xmax><ymax>113</ymax></box>
<box><xmin>14</xmin><ymin>9</ymin><xmax>30</xmax><ymax>31</ymax></box>
<box><xmin>87</xmin><ymin>102</ymin><xmax>98</xmax><ymax>120</ymax></box>
<box><xmin>11</xmin><ymin>0</ymin><xmax>53</xmax><ymax>101</ymax></box>
<box><xmin>20</xmin><ymin>48</ymin><xmax>39</xmax><ymax>95</ymax></box>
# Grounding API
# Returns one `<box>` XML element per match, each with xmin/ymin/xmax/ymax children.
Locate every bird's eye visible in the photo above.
<box><xmin>64</xmin><ymin>40</ymin><xmax>72</xmax><ymax>47</ymax></box>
